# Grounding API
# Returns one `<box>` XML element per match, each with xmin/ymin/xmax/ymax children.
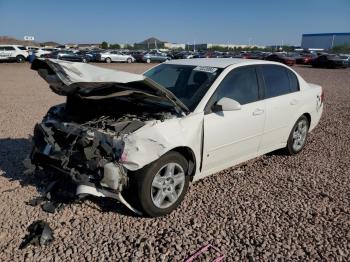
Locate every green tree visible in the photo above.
<box><xmin>101</xmin><ymin>41</ymin><xmax>108</xmax><ymax>49</ymax></box>
<box><xmin>332</xmin><ymin>45</ymin><xmax>350</xmax><ymax>54</ymax></box>
<box><xmin>109</xmin><ymin>43</ymin><xmax>121</xmax><ymax>49</ymax></box>
<box><xmin>123</xmin><ymin>44</ymin><xmax>134</xmax><ymax>50</ymax></box>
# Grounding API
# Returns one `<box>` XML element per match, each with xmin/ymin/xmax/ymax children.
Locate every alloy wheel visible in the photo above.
<box><xmin>151</xmin><ymin>163</ymin><xmax>185</xmax><ymax>209</ymax></box>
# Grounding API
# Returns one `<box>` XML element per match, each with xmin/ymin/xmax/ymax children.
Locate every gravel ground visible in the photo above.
<box><xmin>0</xmin><ymin>62</ymin><xmax>349</xmax><ymax>261</ymax></box>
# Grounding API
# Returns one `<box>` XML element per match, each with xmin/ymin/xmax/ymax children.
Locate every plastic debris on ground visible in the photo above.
<box><xmin>185</xmin><ymin>244</ymin><xmax>225</xmax><ymax>262</ymax></box>
<box><xmin>19</xmin><ymin>220</ymin><xmax>54</xmax><ymax>249</ymax></box>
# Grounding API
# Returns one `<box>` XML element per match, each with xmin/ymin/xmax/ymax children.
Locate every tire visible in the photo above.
<box><xmin>146</xmin><ymin>58</ymin><xmax>151</xmax><ymax>63</ymax></box>
<box><xmin>16</xmin><ymin>55</ymin><xmax>25</xmax><ymax>63</ymax></box>
<box><xmin>105</xmin><ymin>57</ymin><xmax>112</xmax><ymax>63</ymax></box>
<box><xmin>128</xmin><ymin>151</ymin><xmax>190</xmax><ymax>217</ymax></box>
<box><xmin>82</xmin><ymin>58</ymin><xmax>87</xmax><ymax>63</ymax></box>
<box><xmin>285</xmin><ymin>115</ymin><xmax>310</xmax><ymax>155</ymax></box>
<box><xmin>127</xmin><ymin>58</ymin><xmax>132</xmax><ymax>63</ymax></box>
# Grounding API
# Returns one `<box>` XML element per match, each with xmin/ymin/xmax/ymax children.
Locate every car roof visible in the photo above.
<box><xmin>165</xmin><ymin>58</ymin><xmax>276</xmax><ymax>68</ymax></box>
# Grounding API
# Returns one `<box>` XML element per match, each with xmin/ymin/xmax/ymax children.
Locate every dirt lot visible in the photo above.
<box><xmin>0</xmin><ymin>62</ymin><xmax>349</xmax><ymax>261</ymax></box>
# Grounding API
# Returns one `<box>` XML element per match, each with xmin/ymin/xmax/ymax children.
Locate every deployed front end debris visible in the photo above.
<box><xmin>19</xmin><ymin>220</ymin><xmax>54</xmax><ymax>249</ymax></box>
<box><xmin>27</xmin><ymin>59</ymin><xmax>183</xmax><ymax>214</ymax></box>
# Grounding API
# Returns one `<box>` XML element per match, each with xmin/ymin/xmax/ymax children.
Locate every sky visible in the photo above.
<box><xmin>0</xmin><ymin>0</ymin><xmax>349</xmax><ymax>46</ymax></box>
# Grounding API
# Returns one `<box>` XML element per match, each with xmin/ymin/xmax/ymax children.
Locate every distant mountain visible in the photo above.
<box><xmin>41</xmin><ymin>41</ymin><xmax>61</xmax><ymax>47</ymax></box>
<box><xmin>0</xmin><ymin>36</ymin><xmax>61</xmax><ymax>47</ymax></box>
<box><xmin>137</xmin><ymin>37</ymin><xmax>166</xmax><ymax>44</ymax></box>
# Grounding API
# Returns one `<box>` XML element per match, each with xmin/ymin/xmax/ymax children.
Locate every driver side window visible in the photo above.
<box><xmin>215</xmin><ymin>66</ymin><xmax>259</xmax><ymax>105</ymax></box>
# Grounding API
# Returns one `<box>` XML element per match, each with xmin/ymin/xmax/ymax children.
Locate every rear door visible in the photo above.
<box><xmin>258</xmin><ymin>64</ymin><xmax>301</xmax><ymax>153</ymax></box>
<box><xmin>202</xmin><ymin>66</ymin><xmax>266</xmax><ymax>173</ymax></box>
<box><xmin>3</xmin><ymin>46</ymin><xmax>15</xmax><ymax>59</ymax></box>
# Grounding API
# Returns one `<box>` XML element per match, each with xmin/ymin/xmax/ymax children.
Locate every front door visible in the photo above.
<box><xmin>202</xmin><ymin>66</ymin><xmax>266</xmax><ymax>175</ymax></box>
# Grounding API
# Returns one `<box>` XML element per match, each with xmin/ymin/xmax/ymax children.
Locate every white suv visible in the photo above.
<box><xmin>0</xmin><ymin>45</ymin><xmax>29</xmax><ymax>63</ymax></box>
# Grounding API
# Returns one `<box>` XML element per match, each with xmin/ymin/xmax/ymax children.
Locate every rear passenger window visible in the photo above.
<box><xmin>4</xmin><ymin>46</ymin><xmax>15</xmax><ymax>51</ymax></box>
<box><xmin>215</xmin><ymin>66</ymin><xmax>259</xmax><ymax>105</ymax></box>
<box><xmin>287</xmin><ymin>70</ymin><xmax>299</xmax><ymax>92</ymax></box>
<box><xmin>262</xmin><ymin>65</ymin><xmax>290</xmax><ymax>98</ymax></box>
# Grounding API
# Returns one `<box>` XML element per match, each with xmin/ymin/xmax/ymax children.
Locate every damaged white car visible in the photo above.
<box><xmin>29</xmin><ymin>58</ymin><xmax>323</xmax><ymax>217</ymax></box>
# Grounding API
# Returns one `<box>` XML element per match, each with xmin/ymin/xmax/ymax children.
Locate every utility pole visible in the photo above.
<box><xmin>331</xmin><ymin>34</ymin><xmax>335</xmax><ymax>49</ymax></box>
<box><xmin>193</xmin><ymin>40</ymin><xmax>196</xmax><ymax>52</ymax></box>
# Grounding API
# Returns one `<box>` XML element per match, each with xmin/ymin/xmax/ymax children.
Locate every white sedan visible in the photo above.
<box><xmin>97</xmin><ymin>50</ymin><xmax>135</xmax><ymax>63</ymax></box>
<box><xmin>30</xmin><ymin>58</ymin><xmax>323</xmax><ymax>217</ymax></box>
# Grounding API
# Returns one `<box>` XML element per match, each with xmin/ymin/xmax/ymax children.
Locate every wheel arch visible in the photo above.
<box><xmin>169</xmin><ymin>146</ymin><xmax>197</xmax><ymax>180</ymax></box>
<box><xmin>303</xmin><ymin>112</ymin><xmax>311</xmax><ymax>126</ymax></box>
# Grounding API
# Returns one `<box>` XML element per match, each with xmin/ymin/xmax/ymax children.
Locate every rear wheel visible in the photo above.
<box><xmin>16</xmin><ymin>55</ymin><xmax>25</xmax><ymax>63</ymax></box>
<box><xmin>146</xmin><ymin>58</ymin><xmax>151</xmax><ymax>63</ymax></box>
<box><xmin>285</xmin><ymin>115</ymin><xmax>309</xmax><ymax>155</ymax></box>
<box><xmin>105</xmin><ymin>57</ymin><xmax>112</xmax><ymax>63</ymax></box>
<box><xmin>127</xmin><ymin>58</ymin><xmax>132</xmax><ymax>63</ymax></box>
<box><xmin>128</xmin><ymin>151</ymin><xmax>190</xmax><ymax>217</ymax></box>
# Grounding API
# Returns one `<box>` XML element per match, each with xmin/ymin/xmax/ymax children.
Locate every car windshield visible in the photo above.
<box><xmin>17</xmin><ymin>46</ymin><xmax>27</xmax><ymax>50</ymax></box>
<box><xmin>144</xmin><ymin>64</ymin><xmax>223</xmax><ymax>111</ymax></box>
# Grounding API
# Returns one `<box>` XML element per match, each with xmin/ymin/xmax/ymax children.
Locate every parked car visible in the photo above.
<box><xmin>265</xmin><ymin>53</ymin><xmax>296</xmax><ymax>66</ymax></box>
<box><xmin>142</xmin><ymin>51</ymin><xmax>171</xmax><ymax>63</ymax></box>
<box><xmin>0</xmin><ymin>45</ymin><xmax>29</xmax><ymax>62</ymax></box>
<box><xmin>295</xmin><ymin>54</ymin><xmax>317</xmax><ymax>65</ymax></box>
<box><xmin>339</xmin><ymin>54</ymin><xmax>350</xmax><ymax>67</ymax></box>
<box><xmin>83</xmin><ymin>50</ymin><xmax>103</xmax><ymax>62</ymax></box>
<box><xmin>43</xmin><ymin>50</ymin><xmax>89</xmax><ymax>62</ymax></box>
<box><xmin>192</xmin><ymin>52</ymin><xmax>207</xmax><ymax>58</ymax></box>
<box><xmin>30</xmin><ymin>58</ymin><xmax>323</xmax><ymax>217</ymax></box>
<box><xmin>27</xmin><ymin>47</ymin><xmax>58</xmax><ymax>58</ymax></box>
<box><xmin>96</xmin><ymin>50</ymin><xmax>135</xmax><ymax>63</ymax></box>
<box><xmin>173</xmin><ymin>51</ymin><xmax>195</xmax><ymax>59</ymax></box>
<box><xmin>129</xmin><ymin>51</ymin><xmax>146</xmax><ymax>62</ymax></box>
<box><xmin>311</xmin><ymin>54</ymin><xmax>348</xmax><ymax>68</ymax></box>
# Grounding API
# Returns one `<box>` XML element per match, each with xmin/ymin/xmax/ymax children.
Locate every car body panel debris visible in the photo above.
<box><xmin>19</xmin><ymin>220</ymin><xmax>54</xmax><ymax>249</ymax></box>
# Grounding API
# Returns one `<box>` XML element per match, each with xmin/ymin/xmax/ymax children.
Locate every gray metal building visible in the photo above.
<box><xmin>301</xmin><ymin>33</ymin><xmax>350</xmax><ymax>50</ymax></box>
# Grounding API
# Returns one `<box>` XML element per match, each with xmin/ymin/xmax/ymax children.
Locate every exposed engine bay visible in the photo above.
<box><xmin>31</xmin><ymin>97</ymin><xmax>177</xmax><ymax>191</ymax></box>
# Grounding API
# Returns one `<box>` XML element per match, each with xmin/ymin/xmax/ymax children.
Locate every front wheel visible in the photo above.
<box><xmin>127</xmin><ymin>58</ymin><xmax>132</xmax><ymax>63</ymax></box>
<box><xmin>128</xmin><ymin>151</ymin><xmax>190</xmax><ymax>217</ymax></box>
<box><xmin>105</xmin><ymin>57</ymin><xmax>112</xmax><ymax>63</ymax></box>
<box><xmin>146</xmin><ymin>58</ymin><xmax>151</xmax><ymax>63</ymax></box>
<box><xmin>285</xmin><ymin>115</ymin><xmax>309</xmax><ymax>155</ymax></box>
<box><xmin>16</xmin><ymin>55</ymin><xmax>25</xmax><ymax>63</ymax></box>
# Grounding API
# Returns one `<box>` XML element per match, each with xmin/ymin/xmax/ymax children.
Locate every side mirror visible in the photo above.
<box><xmin>213</xmin><ymin>97</ymin><xmax>241</xmax><ymax>112</ymax></box>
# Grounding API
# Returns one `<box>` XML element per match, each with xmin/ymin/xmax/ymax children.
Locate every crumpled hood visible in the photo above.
<box><xmin>31</xmin><ymin>59</ymin><xmax>189</xmax><ymax>113</ymax></box>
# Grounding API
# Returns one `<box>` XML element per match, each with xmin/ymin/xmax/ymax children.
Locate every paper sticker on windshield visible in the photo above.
<box><xmin>193</xmin><ymin>66</ymin><xmax>218</xmax><ymax>73</ymax></box>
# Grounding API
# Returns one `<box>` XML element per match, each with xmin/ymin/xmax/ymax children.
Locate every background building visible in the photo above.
<box><xmin>301</xmin><ymin>33</ymin><xmax>350</xmax><ymax>50</ymax></box>
<box><xmin>134</xmin><ymin>37</ymin><xmax>166</xmax><ymax>50</ymax></box>
<box><xmin>185</xmin><ymin>43</ymin><xmax>265</xmax><ymax>51</ymax></box>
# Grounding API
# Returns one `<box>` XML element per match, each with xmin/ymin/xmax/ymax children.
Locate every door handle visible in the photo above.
<box><xmin>252</xmin><ymin>108</ymin><xmax>264</xmax><ymax>116</ymax></box>
<box><xmin>290</xmin><ymin>99</ymin><xmax>299</xmax><ymax>105</ymax></box>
